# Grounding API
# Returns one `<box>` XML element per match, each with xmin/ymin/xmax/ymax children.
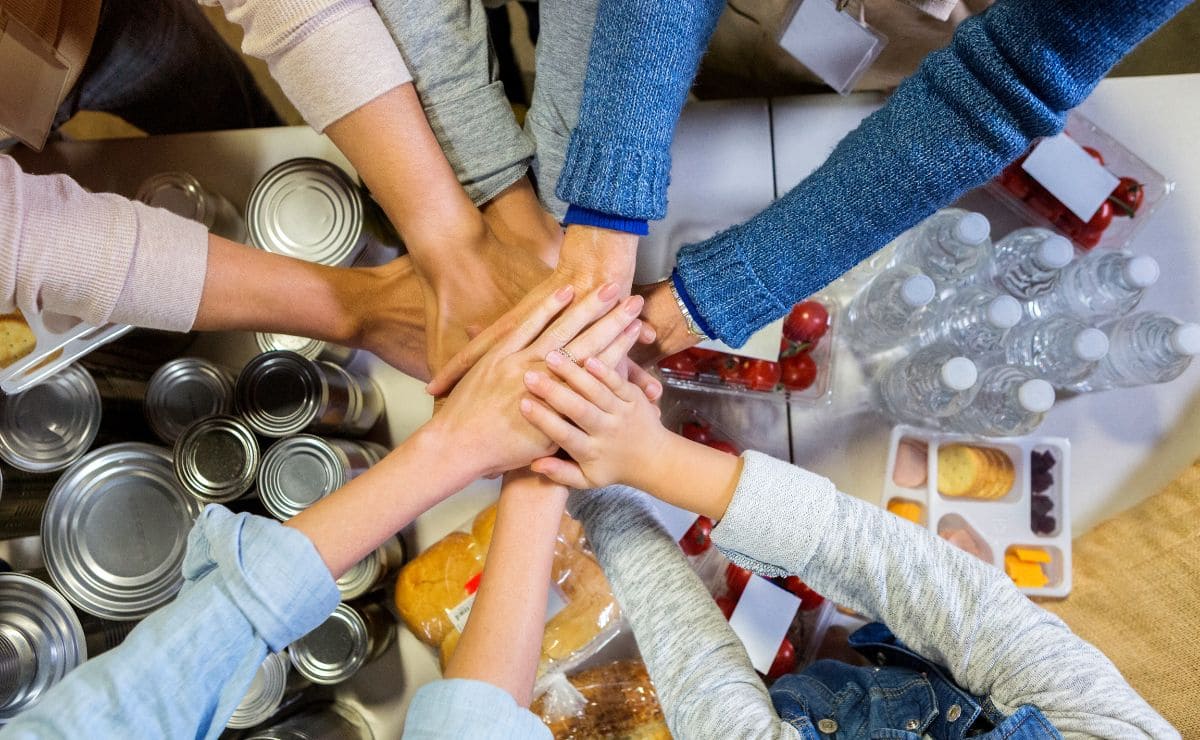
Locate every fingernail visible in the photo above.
<box><xmin>585</xmin><ymin>357</ymin><xmax>604</xmax><ymax>372</ymax></box>
<box><xmin>519</xmin><ymin>398</ymin><xmax>533</xmax><ymax>414</ymax></box>
<box><xmin>524</xmin><ymin>370</ymin><xmax>540</xmax><ymax>386</ymax></box>
<box><xmin>649</xmin><ymin>381</ymin><xmax>662</xmax><ymax>399</ymax></box>
<box><xmin>599</xmin><ymin>282</ymin><xmax>620</xmax><ymax>301</ymax></box>
<box><xmin>625</xmin><ymin>295</ymin><xmax>644</xmax><ymax>315</ymax></box>
<box><xmin>546</xmin><ymin>351</ymin><xmax>562</xmax><ymax>367</ymax></box>
<box><xmin>555</xmin><ymin>285</ymin><xmax>574</xmax><ymax>301</ymax></box>
<box><xmin>624</xmin><ymin>319</ymin><xmax>642</xmax><ymax>336</ymax></box>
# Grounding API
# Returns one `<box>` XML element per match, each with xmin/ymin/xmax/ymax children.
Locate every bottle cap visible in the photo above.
<box><xmin>953</xmin><ymin>213</ymin><xmax>991</xmax><ymax>245</ymax></box>
<box><xmin>1018</xmin><ymin>379</ymin><xmax>1056</xmax><ymax>413</ymax></box>
<box><xmin>901</xmin><ymin>274</ymin><xmax>936</xmax><ymax>307</ymax></box>
<box><xmin>940</xmin><ymin>357</ymin><xmax>978</xmax><ymax>391</ymax></box>
<box><xmin>1037</xmin><ymin>236</ymin><xmax>1074</xmax><ymax>268</ymax></box>
<box><xmin>987</xmin><ymin>296</ymin><xmax>1022</xmax><ymax>329</ymax></box>
<box><xmin>1170</xmin><ymin>323</ymin><xmax>1200</xmax><ymax>356</ymax></box>
<box><xmin>1123</xmin><ymin>255</ymin><xmax>1160</xmax><ymax>288</ymax></box>
<box><xmin>1072</xmin><ymin>328</ymin><xmax>1110</xmax><ymax>362</ymax></box>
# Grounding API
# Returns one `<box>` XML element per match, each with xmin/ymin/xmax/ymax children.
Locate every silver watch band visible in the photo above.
<box><xmin>669</xmin><ymin>279</ymin><xmax>709</xmax><ymax>340</ymax></box>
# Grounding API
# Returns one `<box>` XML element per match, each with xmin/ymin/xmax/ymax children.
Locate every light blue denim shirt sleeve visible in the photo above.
<box><xmin>0</xmin><ymin>506</ymin><xmax>340</xmax><ymax>740</ymax></box>
<box><xmin>403</xmin><ymin>679</ymin><xmax>551</xmax><ymax>739</ymax></box>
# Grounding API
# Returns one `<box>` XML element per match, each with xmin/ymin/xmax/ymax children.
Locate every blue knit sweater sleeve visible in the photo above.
<box><xmin>674</xmin><ymin>0</ymin><xmax>1189</xmax><ymax>347</ymax></box>
<box><xmin>554</xmin><ymin>0</ymin><xmax>725</xmax><ymax>221</ymax></box>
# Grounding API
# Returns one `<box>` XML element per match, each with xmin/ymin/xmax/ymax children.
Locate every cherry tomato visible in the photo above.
<box><xmin>783</xmin><ymin>301</ymin><xmax>829</xmax><ymax>344</ymax></box>
<box><xmin>1109</xmin><ymin>176</ymin><xmax>1144</xmax><ymax>217</ymax></box>
<box><xmin>686</xmin><ymin>348</ymin><xmax>724</xmax><ymax>370</ymax></box>
<box><xmin>766</xmin><ymin>638</ymin><xmax>797</xmax><ymax>680</ymax></box>
<box><xmin>1075</xmin><ymin>229</ymin><xmax>1103</xmax><ymax>250</ymax></box>
<box><xmin>716</xmin><ymin>356</ymin><xmax>743</xmax><ymax>385</ymax></box>
<box><xmin>707</xmin><ymin>440</ymin><xmax>739</xmax><ymax>456</ymax></box>
<box><xmin>725</xmin><ymin>563</ymin><xmax>752</xmax><ymax>599</ymax></box>
<box><xmin>1027</xmin><ymin>187</ymin><xmax>1066</xmax><ymax>223</ymax></box>
<box><xmin>679</xmin><ymin>516</ymin><xmax>715</xmax><ymax>556</ymax></box>
<box><xmin>1086</xmin><ymin>199</ymin><xmax>1114</xmax><ymax>233</ymax></box>
<box><xmin>740</xmin><ymin>359</ymin><xmax>781</xmax><ymax>392</ymax></box>
<box><xmin>998</xmin><ymin>163</ymin><xmax>1034</xmax><ymax>199</ymax></box>
<box><xmin>715</xmin><ymin>595</ymin><xmax>737</xmax><ymax>620</ymax></box>
<box><xmin>781</xmin><ymin>576</ymin><xmax>827</xmax><ymax>610</ymax></box>
<box><xmin>658</xmin><ymin>352</ymin><xmax>698</xmax><ymax>378</ymax></box>
<box><xmin>780</xmin><ymin>353</ymin><xmax>817</xmax><ymax>391</ymax></box>
<box><xmin>1082</xmin><ymin>146</ymin><xmax>1106</xmax><ymax>165</ymax></box>
<box><xmin>680</xmin><ymin>420</ymin><xmax>712</xmax><ymax>444</ymax></box>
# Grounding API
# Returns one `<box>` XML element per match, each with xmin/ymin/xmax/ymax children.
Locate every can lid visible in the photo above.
<box><xmin>42</xmin><ymin>443</ymin><xmax>203</xmax><ymax>620</ymax></box>
<box><xmin>1123</xmin><ymin>255</ymin><xmax>1160</xmax><ymax>288</ymax></box>
<box><xmin>236</xmin><ymin>351</ymin><xmax>323</xmax><ymax>438</ymax></box>
<box><xmin>135</xmin><ymin>172</ymin><xmax>211</xmax><ymax>225</ymax></box>
<box><xmin>0</xmin><ymin>573</ymin><xmax>86</xmax><ymax>719</ymax></box>
<box><xmin>1018</xmin><ymin>379</ymin><xmax>1056</xmax><ymax>413</ymax></box>
<box><xmin>986</xmin><ymin>295</ymin><xmax>1023</xmax><ymax>329</ymax></box>
<box><xmin>1072</xmin><ymin>328</ymin><xmax>1110</xmax><ymax>362</ymax></box>
<box><xmin>900</xmin><ymin>274</ymin><xmax>935</xmax><ymax>307</ymax></box>
<box><xmin>174</xmin><ymin>416</ymin><xmax>260</xmax><ymax>504</ymax></box>
<box><xmin>227</xmin><ymin>650</ymin><xmax>290</xmax><ymax>730</ymax></box>
<box><xmin>0</xmin><ymin>364</ymin><xmax>101</xmax><ymax>472</ymax></box>
<box><xmin>145</xmin><ymin>358</ymin><xmax>235</xmax><ymax>444</ymax></box>
<box><xmin>258</xmin><ymin>435</ymin><xmax>348</xmax><ymax>520</ymax></box>
<box><xmin>289</xmin><ymin>604</ymin><xmax>368</xmax><ymax>685</ymax></box>
<box><xmin>336</xmin><ymin>548</ymin><xmax>385</xmax><ymax>601</ymax></box>
<box><xmin>940</xmin><ymin>357</ymin><xmax>978</xmax><ymax>391</ymax></box>
<box><xmin>246</xmin><ymin>158</ymin><xmax>365</xmax><ymax>267</ymax></box>
<box><xmin>953</xmin><ymin>212</ymin><xmax>990</xmax><ymax>245</ymax></box>
<box><xmin>255</xmin><ymin>332</ymin><xmax>328</xmax><ymax>362</ymax></box>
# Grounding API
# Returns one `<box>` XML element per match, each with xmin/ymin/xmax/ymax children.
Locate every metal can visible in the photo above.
<box><xmin>0</xmin><ymin>364</ymin><xmax>101</xmax><ymax>472</ymax></box>
<box><xmin>288</xmin><ymin>602</ymin><xmax>394</xmax><ymax>686</ymax></box>
<box><xmin>245</xmin><ymin>702</ymin><xmax>374</xmax><ymax>740</ymax></box>
<box><xmin>145</xmin><ymin>358</ymin><xmax>236</xmax><ymax>444</ymax></box>
<box><xmin>336</xmin><ymin>536</ymin><xmax>405</xmax><ymax>602</ymax></box>
<box><xmin>81</xmin><ymin>328</ymin><xmax>198</xmax><ymax>381</ymax></box>
<box><xmin>42</xmin><ymin>443</ymin><xmax>204</xmax><ymax>620</ymax></box>
<box><xmin>246</xmin><ymin>158</ymin><xmax>367</xmax><ymax>268</ymax></box>
<box><xmin>174</xmin><ymin>416</ymin><xmax>260</xmax><ymax>504</ymax></box>
<box><xmin>0</xmin><ymin>465</ymin><xmax>58</xmax><ymax>540</ymax></box>
<box><xmin>136</xmin><ymin>171</ymin><xmax>247</xmax><ymax>243</ymax></box>
<box><xmin>0</xmin><ymin>572</ymin><xmax>87</xmax><ymax>722</ymax></box>
<box><xmin>86</xmin><ymin>364</ymin><xmax>158</xmax><ymax>445</ymax></box>
<box><xmin>227</xmin><ymin>650</ymin><xmax>292</xmax><ymax>730</ymax></box>
<box><xmin>257</xmin><ymin>436</ymin><xmax>380</xmax><ymax>520</ymax></box>
<box><xmin>236</xmin><ymin>351</ymin><xmax>383</xmax><ymax>438</ymax></box>
<box><xmin>255</xmin><ymin>333</ymin><xmax>356</xmax><ymax>366</ymax></box>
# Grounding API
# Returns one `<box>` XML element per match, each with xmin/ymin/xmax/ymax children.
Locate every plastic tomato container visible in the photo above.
<box><xmin>656</xmin><ymin>295</ymin><xmax>837</xmax><ymax>404</ymax></box>
<box><xmin>988</xmin><ymin>111</ymin><xmax>1172</xmax><ymax>252</ymax></box>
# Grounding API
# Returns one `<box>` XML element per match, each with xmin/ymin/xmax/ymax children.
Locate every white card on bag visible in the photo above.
<box><xmin>777</xmin><ymin>0</ymin><xmax>887</xmax><ymax>96</ymax></box>
<box><xmin>1021</xmin><ymin>134</ymin><xmax>1119</xmax><ymax>221</ymax></box>
<box><xmin>728</xmin><ymin>575</ymin><xmax>802</xmax><ymax>674</ymax></box>
<box><xmin>696</xmin><ymin>317</ymin><xmax>784</xmax><ymax>362</ymax></box>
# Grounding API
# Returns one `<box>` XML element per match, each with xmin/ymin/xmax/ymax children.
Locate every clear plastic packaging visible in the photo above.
<box><xmin>532</xmin><ymin>659</ymin><xmax>671</xmax><ymax>740</ymax></box>
<box><xmin>0</xmin><ymin>310</ymin><xmax>132</xmax><ymax>395</ymax></box>
<box><xmin>392</xmin><ymin>505</ymin><xmax>621</xmax><ymax>679</ymax></box>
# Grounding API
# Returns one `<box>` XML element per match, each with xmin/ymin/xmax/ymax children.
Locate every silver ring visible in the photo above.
<box><xmin>556</xmin><ymin>347</ymin><xmax>581</xmax><ymax>366</ymax></box>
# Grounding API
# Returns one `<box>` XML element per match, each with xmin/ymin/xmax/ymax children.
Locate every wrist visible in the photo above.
<box><xmin>558</xmin><ymin>225</ymin><xmax>638</xmax><ymax>287</ymax></box>
<box><xmin>407</xmin><ymin>417</ymin><xmax>486</xmax><ymax>492</ymax></box>
<box><xmin>624</xmin><ymin>424</ymin><xmax>676</xmax><ymax>495</ymax></box>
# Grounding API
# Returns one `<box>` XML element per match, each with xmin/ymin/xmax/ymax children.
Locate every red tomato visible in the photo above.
<box><xmin>783</xmin><ymin>301</ymin><xmax>829</xmax><ymax>344</ymax></box>
<box><xmin>780</xmin><ymin>353</ymin><xmax>817</xmax><ymax>391</ymax></box>
<box><xmin>1075</xmin><ymin>229</ymin><xmax>1103</xmax><ymax>250</ymax></box>
<box><xmin>679</xmin><ymin>516</ymin><xmax>715</xmax><ymax>556</ymax></box>
<box><xmin>740</xmin><ymin>359</ymin><xmax>781</xmax><ymax>392</ymax></box>
<box><xmin>707</xmin><ymin>440</ymin><xmax>739</xmax><ymax>456</ymax></box>
<box><xmin>1028</xmin><ymin>187</ymin><xmax>1066</xmax><ymax>223</ymax></box>
<box><xmin>998</xmin><ymin>163</ymin><xmax>1034</xmax><ymax>200</ymax></box>
<box><xmin>782</xmin><ymin>576</ymin><xmax>827</xmax><ymax>610</ymax></box>
<box><xmin>658</xmin><ymin>352</ymin><xmax>698</xmax><ymax>378</ymax></box>
<box><xmin>1086</xmin><ymin>199</ymin><xmax>1114</xmax><ymax>233</ymax></box>
<box><xmin>766</xmin><ymin>638</ymin><xmax>797</xmax><ymax>680</ymax></box>
<box><xmin>725</xmin><ymin>563</ymin><xmax>752</xmax><ymax>599</ymax></box>
<box><xmin>686</xmin><ymin>348</ymin><xmax>724</xmax><ymax>370</ymax></box>
<box><xmin>1082</xmin><ymin>146</ymin><xmax>1106</xmax><ymax>165</ymax></box>
<box><xmin>1109</xmin><ymin>176</ymin><xmax>1144</xmax><ymax>217</ymax></box>
<box><xmin>715</xmin><ymin>595</ymin><xmax>737</xmax><ymax>620</ymax></box>
<box><xmin>680</xmin><ymin>420</ymin><xmax>712</xmax><ymax>444</ymax></box>
<box><xmin>716</xmin><ymin>356</ymin><xmax>743</xmax><ymax>385</ymax></box>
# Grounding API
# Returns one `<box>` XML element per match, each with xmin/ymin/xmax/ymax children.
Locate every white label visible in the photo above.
<box><xmin>644</xmin><ymin>495</ymin><xmax>702</xmax><ymax>542</ymax></box>
<box><xmin>1021</xmin><ymin>134</ymin><xmax>1119</xmax><ymax>221</ymax></box>
<box><xmin>728</xmin><ymin>575</ymin><xmax>802</xmax><ymax>674</ymax></box>
<box><xmin>777</xmin><ymin>0</ymin><xmax>887</xmax><ymax>95</ymax></box>
<box><xmin>445</xmin><ymin>593</ymin><xmax>477</xmax><ymax>634</ymax></box>
<box><xmin>698</xmin><ymin>317</ymin><xmax>784</xmax><ymax>362</ymax></box>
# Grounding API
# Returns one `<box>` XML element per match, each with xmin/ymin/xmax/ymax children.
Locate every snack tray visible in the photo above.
<box><xmin>881</xmin><ymin>425</ymin><xmax>1072</xmax><ymax>598</ymax></box>
<box><xmin>0</xmin><ymin>310</ymin><xmax>132</xmax><ymax>394</ymax></box>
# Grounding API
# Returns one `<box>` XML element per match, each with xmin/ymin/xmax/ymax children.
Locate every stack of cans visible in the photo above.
<box><xmin>244</xmin><ymin>702</ymin><xmax>374</xmax><ymax>740</ymax></box>
<box><xmin>289</xmin><ymin>602</ymin><xmax>394</xmax><ymax>686</ymax></box>
<box><xmin>145</xmin><ymin>358</ymin><xmax>235</xmax><ymax>444</ymax></box>
<box><xmin>236</xmin><ymin>351</ymin><xmax>383</xmax><ymax>439</ymax></box>
<box><xmin>258</xmin><ymin>436</ymin><xmax>386</xmax><ymax>520</ymax></box>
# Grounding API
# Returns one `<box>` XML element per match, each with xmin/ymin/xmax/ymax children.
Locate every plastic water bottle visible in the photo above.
<box><xmin>1026</xmin><ymin>251</ymin><xmax>1159</xmax><ymax>320</ymax></box>
<box><xmin>894</xmin><ymin>208</ymin><xmax>992</xmax><ymax>288</ymax></box>
<box><xmin>879</xmin><ymin>344</ymin><xmax>978</xmax><ymax>427</ymax></box>
<box><xmin>1002</xmin><ymin>316</ymin><xmax>1110</xmax><ymax>387</ymax></box>
<box><xmin>989</xmin><ymin>228</ymin><xmax>1074</xmax><ymax>299</ymax></box>
<box><xmin>846</xmin><ymin>266</ymin><xmax>936</xmax><ymax>353</ymax></box>
<box><xmin>1069</xmin><ymin>313</ymin><xmax>1200</xmax><ymax>392</ymax></box>
<box><xmin>918</xmin><ymin>286</ymin><xmax>1022</xmax><ymax>355</ymax></box>
<box><xmin>950</xmin><ymin>365</ymin><xmax>1056</xmax><ymax>437</ymax></box>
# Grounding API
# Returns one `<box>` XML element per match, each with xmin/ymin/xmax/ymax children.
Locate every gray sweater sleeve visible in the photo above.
<box><xmin>569</xmin><ymin>486</ymin><xmax>800</xmax><ymax>740</ymax></box>
<box><xmin>713</xmin><ymin>451</ymin><xmax>1176</xmax><ymax>740</ymax></box>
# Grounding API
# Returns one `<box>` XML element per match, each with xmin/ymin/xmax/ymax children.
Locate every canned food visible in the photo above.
<box><xmin>257</xmin><ymin>436</ymin><xmax>380</xmax><ymax>520</ymax></box>
<box><xmin>42</xmin><ymin>443</ymin><xmax>204</xmax><ymax>620</ymax></box>
<box><xmin>236</xmin><ymin>351</ymin><xmax>383</xmax><ymax>438</ymax></box>
<box><xmin>255</xmin><ymin>333</ymin><xmax>356</xmax><ymax>366</ymax></box>
<box><xmin>288</xmin><ymin>602</ymin><xmax>394</xmax><ymax>685</ymax></box>
<box><xmin>0</xmin><ymin>572</ymin><xmax>86</xmax><ymax>722</ymax></box>
<box><xmin>245</xmin><ymin>702</ymin><xmax>373</xmax><ymax>740</ymax></box>
<box><xmin>0</xmin><ymin>364</ymin><xmax>100</xmax><ymax>472</ymax></box>
<box><xmin>227</xmin><ymin>650</ymin><xmax>291</xmax><ymax>730</ymax></box>
<box><xmin>86</xmin><ymin>365</ymin><xmax>157</xmax><ymax>445</ymax></box>
<box><xmin>81</xmin><ymin>328</ymin><xmax>197</xmax><ymax>382</ymax></box>
<box><xmin>174</xmin><ymin>416</ymin><xmax>260</xmax><ymax>504</ymax></box>
<box><xmin>136</xmin><ymin>171</ymin><xmax>247</xmax><ymax>242</ymax></box>
<box><xmin>246</xmin><ymin>158</ymin><xmax>367</xmax><ymax>267</ymax></box>
<box><xmin>0</xmin><ymin>465</ymin><xmax>58</xmax><ymax>540</ymax></box>
<box><xmin>336</xmin><ymin>537</ymin><xmax>405</xmax><ymax>602</ymax></box>
<box><xmin>145</xmin><ymin>358</ymin><xmax>235</xmax><ymax>444</ymax></box>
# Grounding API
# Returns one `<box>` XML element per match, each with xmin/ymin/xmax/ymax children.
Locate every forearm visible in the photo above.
<box><xmin>626</xmin><ymin>431</ymin><xmax>742</xmax><ymax>522</ymax></box>
<box><xmin>711</xmin><ymin>452</ymin><xmax>1174</xmax><ymax>738</ymax></box>
<box><xmin>444</xmin><ymin>473</ymin><xmax>568</xmax><ymax>706</ymax></box>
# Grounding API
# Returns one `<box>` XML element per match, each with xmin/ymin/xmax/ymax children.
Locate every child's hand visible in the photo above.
<box><xmin>519</xmin><ymin>353</ymin><xmax>670</xmax><ymax>489</ymax></box>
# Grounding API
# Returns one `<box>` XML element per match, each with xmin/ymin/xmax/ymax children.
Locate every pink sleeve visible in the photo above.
<box><xmin>0</xmin><ymin>155</ymin><xmax>208</xmax><ymax>331</ymax></box>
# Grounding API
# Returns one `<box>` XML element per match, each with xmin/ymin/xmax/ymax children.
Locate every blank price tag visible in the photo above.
<box><xmin>698</xmin><ymin>317</ymin><xmax>783</xmax><ymax>362</ymax></box>
<box><xmin>1022</xmin><ymin>134</ymin><xmax>1119</xmax><ymax>221</ymax></box>
<box><xmin>728</xmin><ymin>575</ymin><xmax>801</xmax><ymax>673</ymax></box>
<box><xmin>778</xmin><ymin>0</ymin><xmax>887</xmax><ymax>95</ymax></box>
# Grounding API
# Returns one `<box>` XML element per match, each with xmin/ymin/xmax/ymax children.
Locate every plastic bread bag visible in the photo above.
<box><xmin>532</xmin><ymin>658</ymin><xmax>672</xmax><ymax>740</ymax></box>
<box><xmin>393</xmin><ymin>503</ymin><xmax>621</xmax><ymax>677</ymax></box>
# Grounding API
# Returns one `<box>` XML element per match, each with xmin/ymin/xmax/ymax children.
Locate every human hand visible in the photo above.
<box><xmin>630</xmin><ymin>280</ymin><xmax>702</xmax><ymax>366</ymax></box>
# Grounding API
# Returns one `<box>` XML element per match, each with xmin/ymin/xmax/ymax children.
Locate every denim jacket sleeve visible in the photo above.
<box><xmin>0</xmin><ymin>506</ymin><xmax>340</xmax><ymax>740</ymax></box>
